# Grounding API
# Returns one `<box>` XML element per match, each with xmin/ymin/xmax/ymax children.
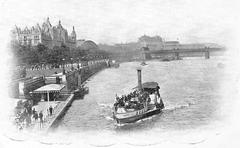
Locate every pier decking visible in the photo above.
<box><xmin>28</xmin><ymin>94</ymin><xmax>74</xmax><ymax>132</ymax></box>
<box><xmin>43</xmin><ymin>94</ymin><xmax>74</xmax><ymax>132</ymax></box>
<box><xmin>27</xmin><ymin>94</ymin><xmax>73</xmax><ymax>132</ymax></box>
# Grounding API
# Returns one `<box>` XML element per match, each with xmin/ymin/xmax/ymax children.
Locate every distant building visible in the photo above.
<box><xmin>11</xmin><ymin>17</ymin><xmax>77</xmax><ymax>49</ymax></box>
<box><xmin>164</xmin><ymin>41</ymin><xmax>179</xmax><ymax>45</ymax></box>
<box><xmin>163</xmin><ymin>41</ymin><xmax>180</xmax><ymax>50</ymax></box>
<box><xmin>179</xmin><ymin>43</ymin><xmax>206</xmax><ymax>49</ymax></box>
<box><xmin>138</xmin><ymin>35</ymin><xmax>164</xmax><ymax>50</ymax></box>
<box><xmin>76</xmin><ymin>39</ymin><xmax>86</xmax><ymax>47</ymax></box>
<box><xmin>141</xmin><ymin>46</ymin><xmax>151</xmax><ymax>60</ymax></box>
<box><xmin>76</xmin><ymin>39</ymin><xmax>99</xmax><ymax>51</ymax></box>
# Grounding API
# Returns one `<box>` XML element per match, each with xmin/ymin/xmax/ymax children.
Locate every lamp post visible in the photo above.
<box><xmin>77</xmin><ymin>58</ymin><xmax>80</xmax><ymax>70</ymax></box>
<box><xmin>62</xmin><ymin>58</ymin><xmax>65</xmax><ymax>74</ymax></box>
<box><xmin>71</xmin><ymin>58</ymin><xmax>74</xmax><ymax>71</ymax></box>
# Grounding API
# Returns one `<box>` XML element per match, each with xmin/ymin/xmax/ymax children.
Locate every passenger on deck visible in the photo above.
<box><xmin>115</xmin><ymin>95</ymin><xmax>120</xmax><ymax>102</ymax></box>
<box><xmin>156</xmin><ymin>85</ymin><xmax>160</xmax><ymax>97</ymax></box>
<box><xmin>32</xmin><ymin>108</ymin><xmax>36</xmax><ymax>115</ymax></box>
<box><xmin>114</xmin><ymin>90</ymin><xmax>148</xmax><ymax>110</ymax></box>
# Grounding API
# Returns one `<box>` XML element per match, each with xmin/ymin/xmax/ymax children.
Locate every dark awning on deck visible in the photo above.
<box><xmin>133</xmin><ymin>82</ymin><xmax>159</xmax><ymax>89</ymax></box>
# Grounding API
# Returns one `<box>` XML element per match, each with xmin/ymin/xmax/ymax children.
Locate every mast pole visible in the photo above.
<box><xmin>137</xmin><ymin>68</ymin><xmax>142</xmax><ymax>92</ymax></box>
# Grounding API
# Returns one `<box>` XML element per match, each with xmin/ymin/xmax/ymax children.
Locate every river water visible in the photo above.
<box><xmin>55</xmin><ymin>56</ymin><xmax>231</xmax><ymax>145</ymax></box>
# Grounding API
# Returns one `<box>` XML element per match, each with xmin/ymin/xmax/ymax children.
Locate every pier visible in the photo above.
<box><xmin>10</xmin><ymin>59</ymin><xmax>110</xmax><ymax>132</ymax></box>
<box><xmin>43</xmin><ymin>94</ymin><xmax>75</xmax><ymax>132</ymax></box>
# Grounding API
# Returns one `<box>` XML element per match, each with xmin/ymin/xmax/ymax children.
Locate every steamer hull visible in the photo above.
<box><xmin>115</xmin><ymin>114</ymin><xmax>144</xmax><ymax>124</ymax></box>
<box><xmin>113</xmin><ymin>105</ymin><xmax>163</xmax><ymax>124</ymax></box>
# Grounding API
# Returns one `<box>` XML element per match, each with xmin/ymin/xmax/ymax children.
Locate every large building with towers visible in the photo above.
<box><xmin>11</xmin><ymin>17</ymin><xmax>77</xmax><ymax>49</ymax></box>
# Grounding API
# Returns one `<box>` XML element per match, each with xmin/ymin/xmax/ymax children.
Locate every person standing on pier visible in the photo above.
<box><xmin>39</xmin><ymin>111</ymin><xmax>43</xmax><ymax>129</ymax></box>
<box><xmin>33</xmin><ymin>111</ymin><xmax>38</xmax><ymax>122</ymax></box>
<box><xmin>49</xmin><ymin>106</ymin><xmax>53</xmax><ymax>116</ymax></box>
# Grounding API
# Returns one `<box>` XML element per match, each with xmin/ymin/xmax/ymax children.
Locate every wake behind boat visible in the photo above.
<box><xmin>112</xmin><ymin>69</ymin><xmax>164</xmax><ymax>124</ymax></box>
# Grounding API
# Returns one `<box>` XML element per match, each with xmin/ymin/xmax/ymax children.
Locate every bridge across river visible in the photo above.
<box><xmin>144</xmin><ymin>47</ymin><xmax>224</xmax><ymax>60</ymax></box>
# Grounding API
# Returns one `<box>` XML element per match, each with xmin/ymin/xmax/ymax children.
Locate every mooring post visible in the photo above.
<box><xmin>176</xmin><ymin>52</ymin><xmax>180</xmax><ymax>60</ymax></box>
<box><xmin>174</xmin><ymin>51</ymin><xmax>180</xmax><ymax>60</ymax></box>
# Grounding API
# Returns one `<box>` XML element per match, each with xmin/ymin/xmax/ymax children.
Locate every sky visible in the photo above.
<box><xmin>0</xmin><ymin>0</ymin><xmax>239</xmax><ymax>45</ymax></box>
<box><xmin>0</xmin><ymin>1</ymin><xmax>240</xmax><ymax>147</ymax></box>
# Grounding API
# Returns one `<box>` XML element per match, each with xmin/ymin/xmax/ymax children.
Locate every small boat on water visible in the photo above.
<box><xmin>140</xmin><ymin>61</ymin><xmax>147</xmax><ymax>66</ymax></box>
<box><xmin>112</xmin><ymin>69</ymin><xmax>164</xmax><ymax>124</ymax></box>
<box><xmin>109</xmin><ymin>60</ymin><xmax>120</xmax><ymax>68</ymax></box>
<box><xmin>73</xmin><ymin>85</ymin><xmax>89</xmax><ymax>99</ymax></box>
<box><xmin>160</xmin><ymin>56</ymin><xmax>182</xmax><ymax>62</ymax></box>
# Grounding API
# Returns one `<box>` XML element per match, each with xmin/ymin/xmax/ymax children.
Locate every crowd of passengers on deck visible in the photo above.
<box><xmin>113</xmin><ymin>90</ymin><xmax>151</xmax><ymax>111</ymax></box>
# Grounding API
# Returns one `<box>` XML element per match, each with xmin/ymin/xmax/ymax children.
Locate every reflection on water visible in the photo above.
<box><xmin>57</xmin><ymin>57</ymin><xmax>227</xmax><ymax>134</ymax></box>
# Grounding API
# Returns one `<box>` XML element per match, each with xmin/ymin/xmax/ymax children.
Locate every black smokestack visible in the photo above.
<box><xmin>137</xmin><ymin>69</ymin><xmax>142</xmax><ymax>91</ymax></box>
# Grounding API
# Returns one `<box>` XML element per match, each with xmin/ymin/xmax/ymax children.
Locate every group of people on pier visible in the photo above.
<box><xmin>14</xmin><ymin>100</ymin><xmax>54</xmax><ymax>130</ymax></box>
<box><xmin>14</xmin><ymin>100</ymin><xmax>36</xmax><ymax>130</ymax></box>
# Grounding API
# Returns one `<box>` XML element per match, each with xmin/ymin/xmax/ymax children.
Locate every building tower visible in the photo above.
<box><xmin>71</xmin><ymin>26</ymin><xmax>76</xmax><ymax>42</ymax></box>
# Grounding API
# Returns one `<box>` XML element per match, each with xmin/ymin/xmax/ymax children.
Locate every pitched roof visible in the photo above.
<box><xmin>33</xmin><ymin>84</ymin><xmax>65</xmax><ymax>93</ymax></box>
